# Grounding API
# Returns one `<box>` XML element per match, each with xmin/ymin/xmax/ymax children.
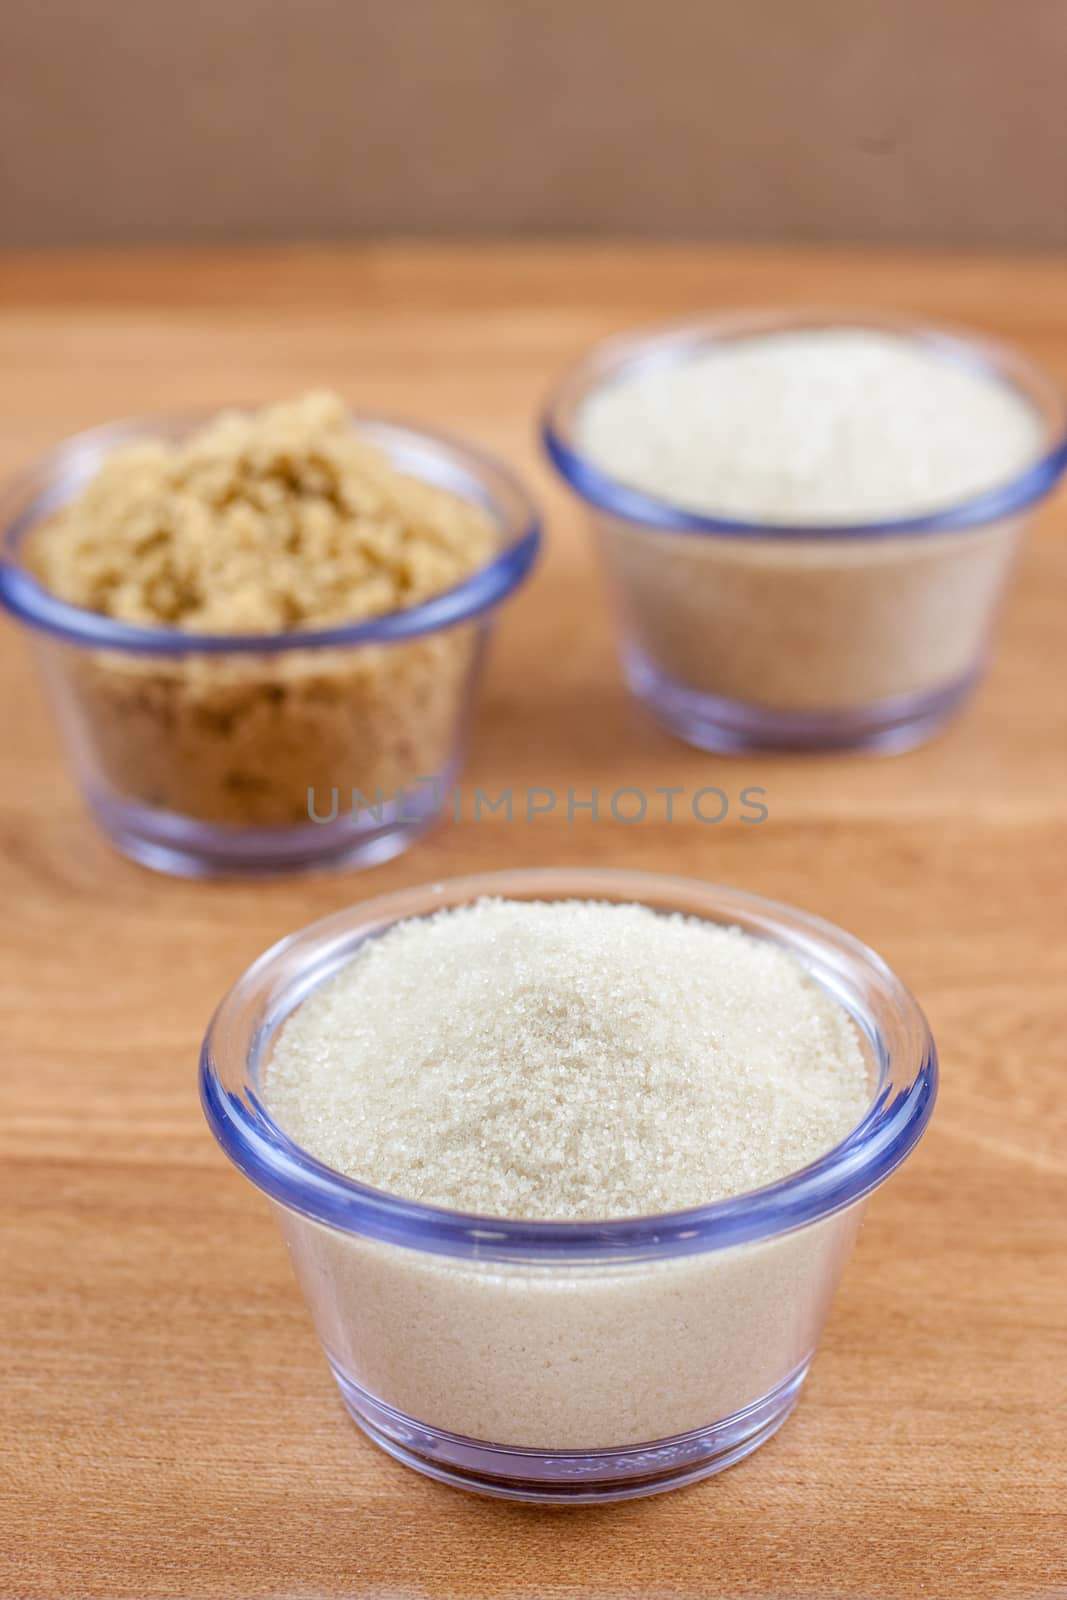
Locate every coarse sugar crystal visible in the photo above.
<box><xmin>266</xmin><ymin>897</ymin><xmax>870</xmax><ymax>1220</ymax></box>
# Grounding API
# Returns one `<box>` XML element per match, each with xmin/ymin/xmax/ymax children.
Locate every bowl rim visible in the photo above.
<box><xmin>0</xmin><ymin>409</ymin><xmax>541</xmax><ymax>654</ymax></box>
<box><xmin>199</xmin><ymin>867</ymin><xmax>937</xmax><ymax>1262</ymax></box>
<box><xmin>542</xmin><ymin>306</ymin><xmax>1067</xmax><ymax>539</ymax></box>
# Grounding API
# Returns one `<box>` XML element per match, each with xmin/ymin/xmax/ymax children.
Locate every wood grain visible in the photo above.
<box><xmin>1</xmin><ymin>244</ymin><xmax>1065</xmax><ymax>1600</ymax></box>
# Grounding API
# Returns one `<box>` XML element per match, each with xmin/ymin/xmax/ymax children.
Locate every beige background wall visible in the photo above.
<box><xmin>2</xmin><ymin>0</ymin><xmax>1065</xmax><ymax>249</ymax></box>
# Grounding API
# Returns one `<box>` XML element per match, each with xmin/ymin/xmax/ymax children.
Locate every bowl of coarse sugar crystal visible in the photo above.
<box><xmin>201</xmin><ymin>868</ymin><xmax>936</xmax><ymax>1503</ymax></box>
<box><xmin>543</xmin><ymin>308</ymin><xmax>1067</xmax><ymax>754</ymax></box>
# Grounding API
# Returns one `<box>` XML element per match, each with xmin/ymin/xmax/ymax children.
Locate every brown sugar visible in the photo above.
<box><xmin>27</xmin><ymin>394</ymin><xmax>497</xmax><ymax>827</ymax></box>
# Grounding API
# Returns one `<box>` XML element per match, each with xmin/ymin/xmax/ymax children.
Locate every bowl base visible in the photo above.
<box><xmin>624</xmin><ymin>648</ymin><xmax>979</xmax><ymax>755</ymax></box>
<box><xmin>87</xmin><ymin>786</ymin><xmax>446</xmax><ymax>878</ymax></box>
<box><xmin>330</xmin><ymin>1356</ymin><xmax>811</xmax><ymax>1504</ymax></box>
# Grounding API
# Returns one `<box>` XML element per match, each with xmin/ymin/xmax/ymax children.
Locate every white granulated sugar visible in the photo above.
<box><xmin>266</xmin><ymin>898</ymin><xmax>869</xmax><ymax>1220</ymax></box>
<box><xmin>578</xmin><ymin>329</ymin><xmax>1041</xmax><ymax>523</ymax></box>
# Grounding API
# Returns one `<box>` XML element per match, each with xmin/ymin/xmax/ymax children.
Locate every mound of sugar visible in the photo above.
<box><xmin>266</xmin><ymin>898</ymin><xmax>869</xmax><ymax>1220</ymax></box>
<box><xmin>577</xmin><ymin>328</ymin><xmax>1041</xmax><ymax>524</ymax></box>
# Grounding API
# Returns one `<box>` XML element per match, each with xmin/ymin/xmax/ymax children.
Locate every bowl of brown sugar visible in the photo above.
<box><xmin>0</xmin><ymin>392</ymin><xmax>539</xmax><ymax>875</ymax></box>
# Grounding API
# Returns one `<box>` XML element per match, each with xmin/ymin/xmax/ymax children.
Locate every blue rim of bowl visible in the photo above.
<box><xmin>542</xmin><ymin>307</ymin><xmax>1067</xmax><ymax>539</ymax></box>
<box><xmin>199</xmin><ymin>869</ymin><xmax>938</xmax><ymax>1263</ymax></box>
<box><xmin>0</xmin><ymin>411</ymin><xmax>541</xmax><ymax>653</ymax></box>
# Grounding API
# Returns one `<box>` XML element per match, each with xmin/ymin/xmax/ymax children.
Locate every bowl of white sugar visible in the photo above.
<box><xmin>543</xmin><ymin>309</ymin><xmax>1067</xmax><ymax>752</ymax></box>
<box><xmin>201</xmin><ymin>868</ymin><xmax>936</xmax><ymax>1503</ymax></box>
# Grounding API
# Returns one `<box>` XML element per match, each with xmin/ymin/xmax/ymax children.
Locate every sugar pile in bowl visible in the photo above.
<box><xmin>263</xmin><ymin>898</ymin><xmax>875</xmax><ymax>1451</ymax></box>
<box><xmin>570</xmin><ymin>326</ymin><xmax>1045</xmax><ymax>726</ymax></box>
<box><xmin>266</xmin><ymin>898</ymin><xmax>869</xmax><ymax>1220</ymax></box>
<box><xmin>577</xmin><ymin>329</ymin><xmax>1040</xmax><ymax>525</ymax></box>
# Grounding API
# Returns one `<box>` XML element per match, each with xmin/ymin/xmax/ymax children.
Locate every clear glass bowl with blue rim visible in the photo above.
<box><xmin>201</xmin><ymin>867</ymin><xmax>937</xmax><ymax>1503</ymax></box>
<box><xmin>543</xmin><ymin>307</ymin><xmax>1067</xmax><ymax>754</ymax></box>
<box><xmin>0</xmin><ymin>411</ymin><xmax>540</xmax><ymax>876</ymax></box>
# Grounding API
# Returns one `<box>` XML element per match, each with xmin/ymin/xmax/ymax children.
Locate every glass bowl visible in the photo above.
<box><xmin>543</xmin><ymin>308</ymin><xmax>1067</xmax><ymax>753</ymax></box>
<box><xmin>0</xmin><ymin>412</ymin><xmax>540</xmax><ymax>876</ymax></box>
<box><xmin>200</xmin><ymin>868</ymin><xmax>936</xmax><ymax>1503</ymax></box>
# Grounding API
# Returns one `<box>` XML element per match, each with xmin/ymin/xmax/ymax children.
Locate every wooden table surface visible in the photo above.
<box><xmin>2</xmin><ymin>245</ymin><xmax>1065</xmax><ymax>1600</ymax></box>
